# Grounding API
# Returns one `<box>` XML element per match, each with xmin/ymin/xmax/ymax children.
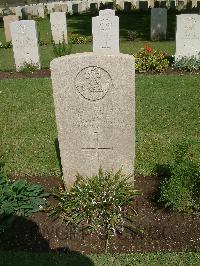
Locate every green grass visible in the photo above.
<box><xmin>0</xmin><ymin>75</ymin><xmax>199</xmax><ymax>177</ymax></box>
<box><xmin>0</xmin><ymin>13</ymin><xmax>176</xmax><ymax>71</ymax></box>
<box><xmin>0</xmin><ymin>251</ymin><xmax>199</xmax><ymax>266</ymax></box>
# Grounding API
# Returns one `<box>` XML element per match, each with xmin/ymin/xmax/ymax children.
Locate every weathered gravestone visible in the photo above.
<box><xmin>61</xmin><ymin>3</ymin><xmax>68</xmax><ymax>13</ymax></box>
<box><xmin>106</xmin><ymin>2</ymin><xmax>114</xmax><ymax>9</ymax></box>
<box><xmin>154</xmin><ymin>1</ymin><xmax>160</xmax><ymax>8</ymax></box>
<box><xmin>151</xmin><ymin>8</ymin><xmax>167</xmax><ymax>40</ymax></box>
<box><xmin>90</xmin><ymin>3</ymin><xmax>98</xmax><ymax>13</ymax></box>
<box><xmin>170</xmin><ymin>1</ymin><xmax>176</xmax><ymax>9</ymax></box>
<box><xmin>92</xmin><ymin>9</ymin><xmax>119</xmax><ymax>54</ymax></box>
<box><xmin>175</xmin><ymin>14</ymin><xmax>200</xmax><ymax>60</ymax></box>
<box><xmin>3</xmin><ymin>15</ymin><xmax>18</xmax><ymax>42</ymax></box>
<box><xmin>160</xmin><ymin>1</ymin><xmax>167</xmax><ymax>7</ymax></box>
<box><xmin>186</xmin><ymin>0</ymin><xmax>192</xmax><ymax>9</ymax></box>
<box><xmin>54</xmin><ymin>4</ymin><xmax>62</xmax><ymax>12</ymax></box>
<box><xmin>38</xmin><ymin>5</ymin><xmax>45</xmax><ymax>18</ymax></box>
<box><xmin>72</xmin><ymin>3</ymin><xmax>79</xmax><ymax>14</ymax></box>
<box><xmin>67</xmin><ymin>2</ymin><xmax>73</xmax><ymax>14</ymax></box>
<box><xmin>50</xmin><ymin>53</ymin><xmax>135</xmax><ymax>189</ymax></box>
<box><xmin>139</xmin><ymin>1</ymin><xmax>148</xmax><ymax>11</ymax></box>
<box><xmin>124</xmin><ymin>1</ymin><xmax>132</xmax><ymax>12</ymax></box>
<box><xmin>10</xmin><ymin>20</ymin><xmax>40</xmax><ymax>71</ymax></box>
<box><xmin>50</xmin><ymin>12</ymin><xmax>68</xmax><ymax>44</ymax></box>
<box><xmin>15</xmin><ymin>6</ymin><xmax>22</xmax><ymax>18</ymax></box>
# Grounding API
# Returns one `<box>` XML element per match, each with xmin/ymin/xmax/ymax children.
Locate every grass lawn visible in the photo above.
<box><xmin>0</xmin><ymin>75</ymin><xmax>199</xmax><ymax>176</ymax></box>
<box><xmin>0</xmin><ymin>251</ymin><xmax>199</xmax><ymax>266</ymax></box>
<box><xmin>0</xmin><ymin>12</ymin><xmax>176</xmax><ymax>71</ymax></box>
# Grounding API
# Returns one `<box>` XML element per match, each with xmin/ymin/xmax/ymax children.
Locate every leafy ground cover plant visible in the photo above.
<box><xmin>174</xmin><ymin>55</ymin><xmax>200</xmax><ymax>72</ymax></box>
<box><xmin>134</xmin><ymin>44</ymin><xmax>169</xmax><ymax>73</ymax></box>
<box><xmin>159</xmin><ymin>143</ymin><xmax>200</xmax><ymax>212</ymax></box>
<box><xmin>0</xmin><ymin>161</ymin><xmax>49</xmax><ymax>232</ymax></box>
<box><xmin>52</xmin><ymin>41</ymin><xmax>72</xmax><ymax>57</ymax></box>
<box><xmin>19</xmin><ymin>62</ymin><xmax>40</xmax><ymax>72</ymax></box>
<box><xmin>50</xmin><ymin>169</ymin><xmax>140</xmax><ymax>251</ymax></box>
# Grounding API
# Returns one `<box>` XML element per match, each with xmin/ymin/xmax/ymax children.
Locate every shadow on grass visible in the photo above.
<box><xmin>0</xmin><ymin>215</ymin><xmax>94</xmax><ymax>266</ymax></box>
<box><xmin>67</xmin><ymin>13</ymin><xmax>92</xmax><ymax>36</ymax></box>
<box><xmin>151</xmin><ymin>163</ymin><xmax>172</xmax><ymax>203</ymax></box>
<box><xmin>67</xmin><ymin>11</ymin><xmax>177</xmax><ymax>41</ymax></box>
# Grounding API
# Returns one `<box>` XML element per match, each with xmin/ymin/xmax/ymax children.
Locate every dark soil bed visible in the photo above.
<box><xmin>0</xmin><ymin>68</ymin><xmax>200</xmax><ymax>80</ymax></box>
<box><xmin>0</xmin><ymin>175</ymin><xmax>199</xmax><ymax>254</ymax></box>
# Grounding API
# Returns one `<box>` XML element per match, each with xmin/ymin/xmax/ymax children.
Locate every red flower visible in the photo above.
<box><xmin>144</xmin><ymin>43</ymin><xmax>153</xmax><ymax>53</ymax></box>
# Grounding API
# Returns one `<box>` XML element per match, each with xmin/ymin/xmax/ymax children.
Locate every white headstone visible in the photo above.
<box><xmin>10</xmin><ymin>20</ymin><xmax>41</xmax><ymax>71</ymax></box>
<box><xmin>151</xmin><ymin>8</ymin><xmax>167</xmax><ymax>41</ymax></box>
<box><xmin>66</xmin><ymin>2</ymin><xmax>73</xmax><ymax>14</ymax></box>
<box><xmin>38</xmin><ymin>5</ymin><xmax>45</xmax><ymax>18</ymax></box>
<box><xmin>92</xmin><ymin>9</ymin><xmax>119</xmax><ymax>54</ymax></box>
<box><xmin>175</xmin><ymin>14</ymin><xmax>200</xmax><ymax>60</ymax></box>
<box><xmin>50</xmin><ymin>12</ymin><xmax>68</xmax><ymax>44</ymax></box>
<box><xmin>61</xmin><ymin>3</ymin><xmax>68</xmax><ymax>12</ymax></box>
<box><xmin>50</xmin><ymin>52</ymin><xmax>135</xmax><ymax>189</ymax></box>
<box><xmin>15</xmin><ymin>6</ymin><xmax>22</xmax><ymax>18</ymax></box>
<box><xmin>3</xmin><ymin>15</ymin><xmax>19</xmax><ymax>42</ymax></box>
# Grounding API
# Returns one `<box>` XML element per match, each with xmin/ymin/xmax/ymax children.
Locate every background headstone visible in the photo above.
<box><xmin>170</xmin><ymin>1</ymin><xmax>176</xmax><ymax>9</ymax></box>
<box><xmin>10</xmin><ymin>20</ymin><xmax>40</xmax><ymax>71</ymax></box>
<box><xmin>3</xmin><ymin>15</ymin><xmax>18</xmax><ymax>42</ymax></box>
<box><xmin>50</xmin><ymin>53</ymin><xmax>135</xmax><ymax>189</ymax></box>
<box><xmin>175</xmin><ymin>14</ymin><xmax>200</xmax><ymax>60</ymax></box>
<box><xmin>37</xmin><ymin>5</ymin><xmax>45</xmax><ymax>18</ymax></box>
<box><xmin>124</xmin><ymin>1</ymin><xmax>132</xmax><ymax>12</ymax></box>
<box><xmin>151</xmin><ymin>8</ymin><xmax>167</xmax><ymax>40</ymax></box>
<box><xmin>72</xmin><ymin>3</ymin><xmax>79</xmax><ymax>14</ymax></box>
<box><xmin>50</xmin><ymin>12</ymin><xmax>68</xmax><ymax>44</ymax></box>
<box><xmin>139</xmin><ymin>1</ymin><xmax>148</xmax><ymax>11</ymax></box>
<box><xmin>92</xmin><ymin>9</ymin><xmax>119</xmax><ymax>54</ymax></box>
<box><xmin>90</xmin><ymin>3</ymin><xmax>98</xmax><ymax>13</ymax></box>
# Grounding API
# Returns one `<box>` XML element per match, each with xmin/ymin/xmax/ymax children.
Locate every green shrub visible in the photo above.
<box><xmin>159</xmin><ymin>143</ymin><xmax>200</xmax><ymax>212</ymax></box>
<box><xmin>50</xmin><ymin>169</ymin><xmax>140</xmax><ymax>251</ymax></box>
<box><xmin>134</xmin><ymin>44</ymin><xmax>169</xmax><ymax>73</ymax></box>
<box><xmin>127</xmin><ymin>30</ymin><xmax>139</xmax><ymax>41</ymax></box>
<box><xmin>52</xmin><ymin>41</ymin><xmax>72</xmax><ymax>57</ymax></box>
<box><xmin>174</xmin><ymin>55</ymin><xmax>200</xmax><ymax>72</ymax></box>
<box><xmin>0</xmin><ymin>162</ymin><xmax>49</xmax><ymax>232</ymax></box>
<box><xmin>68</xmin><ymin>33</ymin><xmax>92</xmax><ymax>44</ymax></box>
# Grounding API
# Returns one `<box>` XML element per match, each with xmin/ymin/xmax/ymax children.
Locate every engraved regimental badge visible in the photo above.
<box><xmin>75</xmin><ymin>66</ymin><xmax>113</xmax><ymax>101</ymax></box>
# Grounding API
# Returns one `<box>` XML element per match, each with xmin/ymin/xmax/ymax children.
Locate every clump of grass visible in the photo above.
<box><xmin>50</xmin><ymin>168</ymin><xmax>140</xmax><ymax>251</ymax></box>
<box><xmin>159</xmin><ymin>143</ymin><xmax>200</xmax><ymax>212</ymax></box>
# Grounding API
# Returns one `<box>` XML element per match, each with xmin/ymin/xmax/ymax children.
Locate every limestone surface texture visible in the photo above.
<box><xmin>92</xmin><ymin>9</ymin><xmax>119</xmax><ymax>54</ymax></box>
<box><xmin>50</xmin><ymin>53</ymin><xmax>135</xmax><ymax>189</ymax></box>
<box><xmin>10</xmin><ymin>20</ymin><xmax>40</xmax><ymax>71</ymax></box>
<box><xmin>3</xmin><ymin>15</ymin><xmax>18</xmax><ymax>42</ymax></box>
<box><xmin>151</xmin><ymin>8</ymin><xmax>167</xmax><ymax>40</ymax></box>
<box><xmin>175</xmin><ymin>14</ymin><xmax>200</xmax><ymax>60</ymax></box>
<box><xmin>50</xmin><ymin>12</ymin><xmax>68</xmax><ymax>44</ymax></box>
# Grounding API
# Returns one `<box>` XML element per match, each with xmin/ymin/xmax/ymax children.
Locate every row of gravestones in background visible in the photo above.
<box><xmin>6</xmin><ymin>9</ymin><xmax>199</xmax><ymax>70</ymax></box>
<box><xmin>2</xmin><ymin>1</ymin><xmax>200</xmax><ymax>13</ymax></box>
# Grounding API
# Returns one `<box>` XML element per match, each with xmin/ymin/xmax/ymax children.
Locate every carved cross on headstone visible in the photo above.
<box><xmin>81</xmin><ymin>131</ymin><xmax>113</xmax><ymax>163</ymax></box>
